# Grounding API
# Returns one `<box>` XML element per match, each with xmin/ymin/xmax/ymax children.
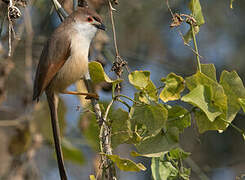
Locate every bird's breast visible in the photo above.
<box><xmin>50</xmin><ymin>33</ymin><xmax>90</xmax><ymax>93</ymax></box>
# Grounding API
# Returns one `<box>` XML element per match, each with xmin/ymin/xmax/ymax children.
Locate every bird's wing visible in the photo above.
<box><xmin>33</xmin><ymin>33</ymin><xmax>71</xmax><ymax>101</ymax></box>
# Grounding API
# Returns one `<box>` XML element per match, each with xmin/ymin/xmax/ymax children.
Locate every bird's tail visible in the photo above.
<box><xmin>46</xmin><ymin>92</ymin><xmax>67</xmax><ymax>180</ymax></box>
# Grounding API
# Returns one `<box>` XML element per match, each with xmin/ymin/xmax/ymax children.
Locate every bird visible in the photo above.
<box><xmin>33</xmin><ymin>7</ymin><xmax>105</xmax><ymax>180</ymax></box>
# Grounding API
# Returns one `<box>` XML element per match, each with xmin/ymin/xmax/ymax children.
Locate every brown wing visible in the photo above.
<box><xmin>33</xmin><ymin>32</ymin><xmax>71</xmax><ymax>101</ymax></box>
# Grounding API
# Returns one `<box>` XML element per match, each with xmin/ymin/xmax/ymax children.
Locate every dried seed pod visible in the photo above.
<box><xmin>8</xmin><ymin>6</ymin><xmax>21</xmax><ymax>20</ymax></box>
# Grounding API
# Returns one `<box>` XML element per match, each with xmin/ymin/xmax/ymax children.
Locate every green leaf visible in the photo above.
<box><xmin>80</xmin><ymin>112</ymin><xmax>100</xmax><ymax>151</ymax></box>
<box><xmin>189</xmin><ymin>0</ymin><xmax>205</xmax><ymax>26</ymax></box>
<box><xmin>194</xmin><ymin>110</ymin><xmax>227</xmax><ymax>133</ymax></box>
<box><xmin>135</xmin><ymin>130</ymin><xmax>179</xmax><ymax>155</ymax></box>
<box><xmin>185</xmin><ymin>71</ymin><xmax>227</xmax><ymax>116</ymax></box>
<box><xmin>200</xmin><ymin>64</ymin><xmax>217</xmax><ymax>81</ymax></box>
<box><xmin>182</xmin><ymin>85</ymin><xmax>221</xmax><ymax>122</ymax></box>
<box><xmin>151</xmin><ymin>157</ymin><xmax>178</xmax><ymax>180</ymax></box>
<box><xmin>111</xmin><ymin>108</ymin><xmax>132</xmax><ymax>148</ymax></box>
<box><xmin>220</xmin><ymin>71</ymin><xmax>245</xmax><ymax>124</ymax></box>
<box><xmin>146</xmin><ymin>80</ymin><xmax>158</xmax><ymax>102</ymax></box>
<box><xmin>130</xmin><ymin>104</ymin><xmax>168</xmax><ymax>137</ymax></box>
<box><xmin>88</xmin><ymin>61</ymin><xmax>122</xmax><ymax>84</ymax></box>
<box><xmin>62</xmin><ymin>138</ymin><xmax>85</xmax><ymax>165</ymax></box>
<box><xmin>106</xmin><ymin>154</ymin><xmax>146</xmax><ymax>172</ymax></box>
<box><xmin>128</xmin><ymin>70</ymin><xmax>150</xmax><ymax>89</ymax></box>
<box><xmin>160</xmin><ymin>73</ymin><xmax>185</xmax><ymax>103</ymax></box>
<box><xmin>130</xmin><ymin>151</ymin><xmax>167</xmax><ymax>158</ymax></box>
<box><xmin>167</xmin><ymin>106</ymin><xmax>191</xmax><ymax>132</ymax></box>
<box><xmin>185</xmin><ymin>69</ymin><xmax>231</xmax><ymax>132</ymax></box>
<box><xmin>134</xmin><ymin>80</ymin><xmax>158</xmax><ymax>104</ymax></box>
<box><xmin>179</xmin><ymin>168</ymin><xmax>191</xmax><ymax>180</ymax></box>
<box><xmin>239</xmin><ymin>98</ymin><xmax>245</xmax><ymax>113</ymax></box>
<box><xmin>169</xmin><ymin>148</ymin><xmax>191</xmax><ymax>160</ymax></box>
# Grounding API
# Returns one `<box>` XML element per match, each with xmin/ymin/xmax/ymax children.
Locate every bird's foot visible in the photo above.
<box><xmin>61</xmin><ymin>91</ymin><xmax>99</xmax><ymax>100</ymax></box>
<box><xmin>85</xmin><ymin>93</ymin><xmax>99</xmax><ymax>100</ymax></box>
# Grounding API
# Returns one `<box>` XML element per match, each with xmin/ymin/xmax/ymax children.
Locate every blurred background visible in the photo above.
<box><xmin>0</xmin><ymin>0</ymin><xmax>245</xmax><ymax>179</ymax></box>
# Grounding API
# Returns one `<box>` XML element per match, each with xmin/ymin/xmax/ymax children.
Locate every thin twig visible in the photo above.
<box><xmin>116</xmin><ymin>94</ymin><xmax>139</xmax><ymax>104</ymax></box>
<box><xmin>108</xmin><ymin>0</ymin><xmax>119</xmax><ymax>57</ymax></box>
<box><xmin>116</xmin><ymin>98</ymin><xmax>131</xmax><ymax>110</ymax></box>
<box><xmin>167</xmin><ymin>107</ymin><xmax>197</xmax><ymax>122</ymax></box>
<box><xmin>8</xmin><ymin>12</ymin><xmax>12</xmax><ymax>57</ymax></box>
<box><xmin>191</xmin><ymin>24</ymin><xmax>201</xmax><ymax>72</ymax></box>
<box><xmin>103</xmin><ymin>99</ymin><xmax>114</xmax><ymax>121</ymax></box>
<box><xmin>166</xmin><ymin>0</ymin><xmax>204</xmax><ymax>65</ymax></box>
<box><xmin>178</xmin><ymin>30</ymin><xmax>203</xmax><ymax>59</ymax></box>
<box><xmin>107</xmin><ymin>0</ymin><xmax>130</xmax><ymax>77</ymax></box>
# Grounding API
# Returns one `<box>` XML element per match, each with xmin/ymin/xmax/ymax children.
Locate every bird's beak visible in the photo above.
<box><xmin>94</xmin><ymin>22</ymin><xmax>106</xmax><ymax>31</ymax></box>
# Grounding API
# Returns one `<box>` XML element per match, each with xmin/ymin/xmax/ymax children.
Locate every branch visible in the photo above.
<box><xmin>107</xmin><ymin>0</ymin><xmax>129</xmax><ymax>78</ymax></box>
<box><xmin>99</xmin><ymin>99</ymin><xmax>117</xmax><ymax>179</ymax></box>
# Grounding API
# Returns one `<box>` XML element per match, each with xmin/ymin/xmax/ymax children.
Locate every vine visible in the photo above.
<box><xmin>88</xmin><ymin>0</ymin><xmax>245</xmax><ymax>179</ymax></box>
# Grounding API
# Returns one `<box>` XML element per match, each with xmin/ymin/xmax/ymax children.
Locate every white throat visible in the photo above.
<box><xmin>71</xmin><ymin>22</ymin><xmax>97</xmax><ymax>57</ymax></box>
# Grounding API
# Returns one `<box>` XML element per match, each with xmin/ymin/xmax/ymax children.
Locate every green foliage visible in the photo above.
<box><xmin>129</xmin><ymin>71</ymin><xmax>158</xmax><ymax>103</ymax></box>
<box><xmin>194</xmin><ymin>110</ymin><xmax>226</xmax><ymax>133</ymax></box>
<box><xmin>111</xmin><ymin>108</ymin><xmax>131</xmax><ymax>148</ymax></box>
<box><xmin>61</xmin><ymin>138</ymin><xmax>85</xmax><ymax>165</ymax></box>
<box><xmin>220</xmin><ymin>71</ymin><xmax>245</xmax><ymax>123</ymax></box>
<box><xmin>189</xmin><ymin>0</ymin><xmax>205</xmax><ymax>26</ymax></box>
<box><xmin>130</xmin><ymin>104</ymin><xmax>168</xmax><ymax>137</ymax></box>
<box><xmin>129</xmin><ymin>70</ymin><xmax>150</xmax><ymax>89</ymax></box>
<box><xmin>88</xmin><ymin>60</ymin><xmax>245</xmax><ymax>179</ymax></box>
<box><xmin>167</xmin><ymin>106</ymin><xmax>191</xmax><ymax>133</ymax></box>
<box><xmin>135</xmin><ymin>80</ymin><xmax>158</xmax><ymax>103</ymax></box>
<box><xmin>160</xmin><ymin>73</ymin><xmax>185</xmax><ymax>102</ymax></box>
<box><xmin>239</xmin><ymin>98</ymin><xmax>245</xmax><ymax>112</ymax></box>
<box><xmin>151</xmin><ymin>148</ymin><xmax>191</xmax><ymax>180</ymax></box>
<box><xmin>135</xmin><ymin>129</ymin><xmax>179</xmax><ymax>155</ymax></box>
<box><xmin>106</xmin><ymin>154</ymin><xmax>146</xmax><ymax>172</ymax></box>
<box><xmin>88</xmin><ymin>61</ymin><xmax>122</xmax><ymax>84</ymax></box>
<box><xmin>169</xmin><ymin>148</ymin><xmax>191</xmax><ymax>160</ymax></box>
<box><xmin>182</xmin><ymin>85</ymin><xmax>221</xmax><ymax>122</ymax></box>
<box><xmin>151</xmin><ymin>158</ymin><xmax>178</xmax><ymax>180</ymax></box>
<box><xmin>80</xmin><ymin>111</ymin><xmax>100</xmax><ymax>151</ymax></box>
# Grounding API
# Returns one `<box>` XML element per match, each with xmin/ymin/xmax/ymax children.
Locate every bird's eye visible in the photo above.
<box><xmin>87</xmin><ymin>17</ymin><xmax>93</xmax><ymax>22</ymax></box>
<box><xmin>93</xmin><ymin>16</ymin><xmax>100</xmax><ymax>23</ymax></box>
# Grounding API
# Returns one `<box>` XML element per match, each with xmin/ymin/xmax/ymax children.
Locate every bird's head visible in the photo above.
<box><xmin>70</xmin><ymin>7</ymin><xmax>106</xmax><ymax>40</ymax></box>
<box><xmin>84</xmin><ymin>14</ymin><xmax>106</xmax><ymax>31</ymax></box>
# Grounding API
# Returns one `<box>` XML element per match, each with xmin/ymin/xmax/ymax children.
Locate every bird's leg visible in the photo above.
<box><xmin>61</xmin><ymin>90</ymin><xmax>99</xmax><ymax>100</ymax></box>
